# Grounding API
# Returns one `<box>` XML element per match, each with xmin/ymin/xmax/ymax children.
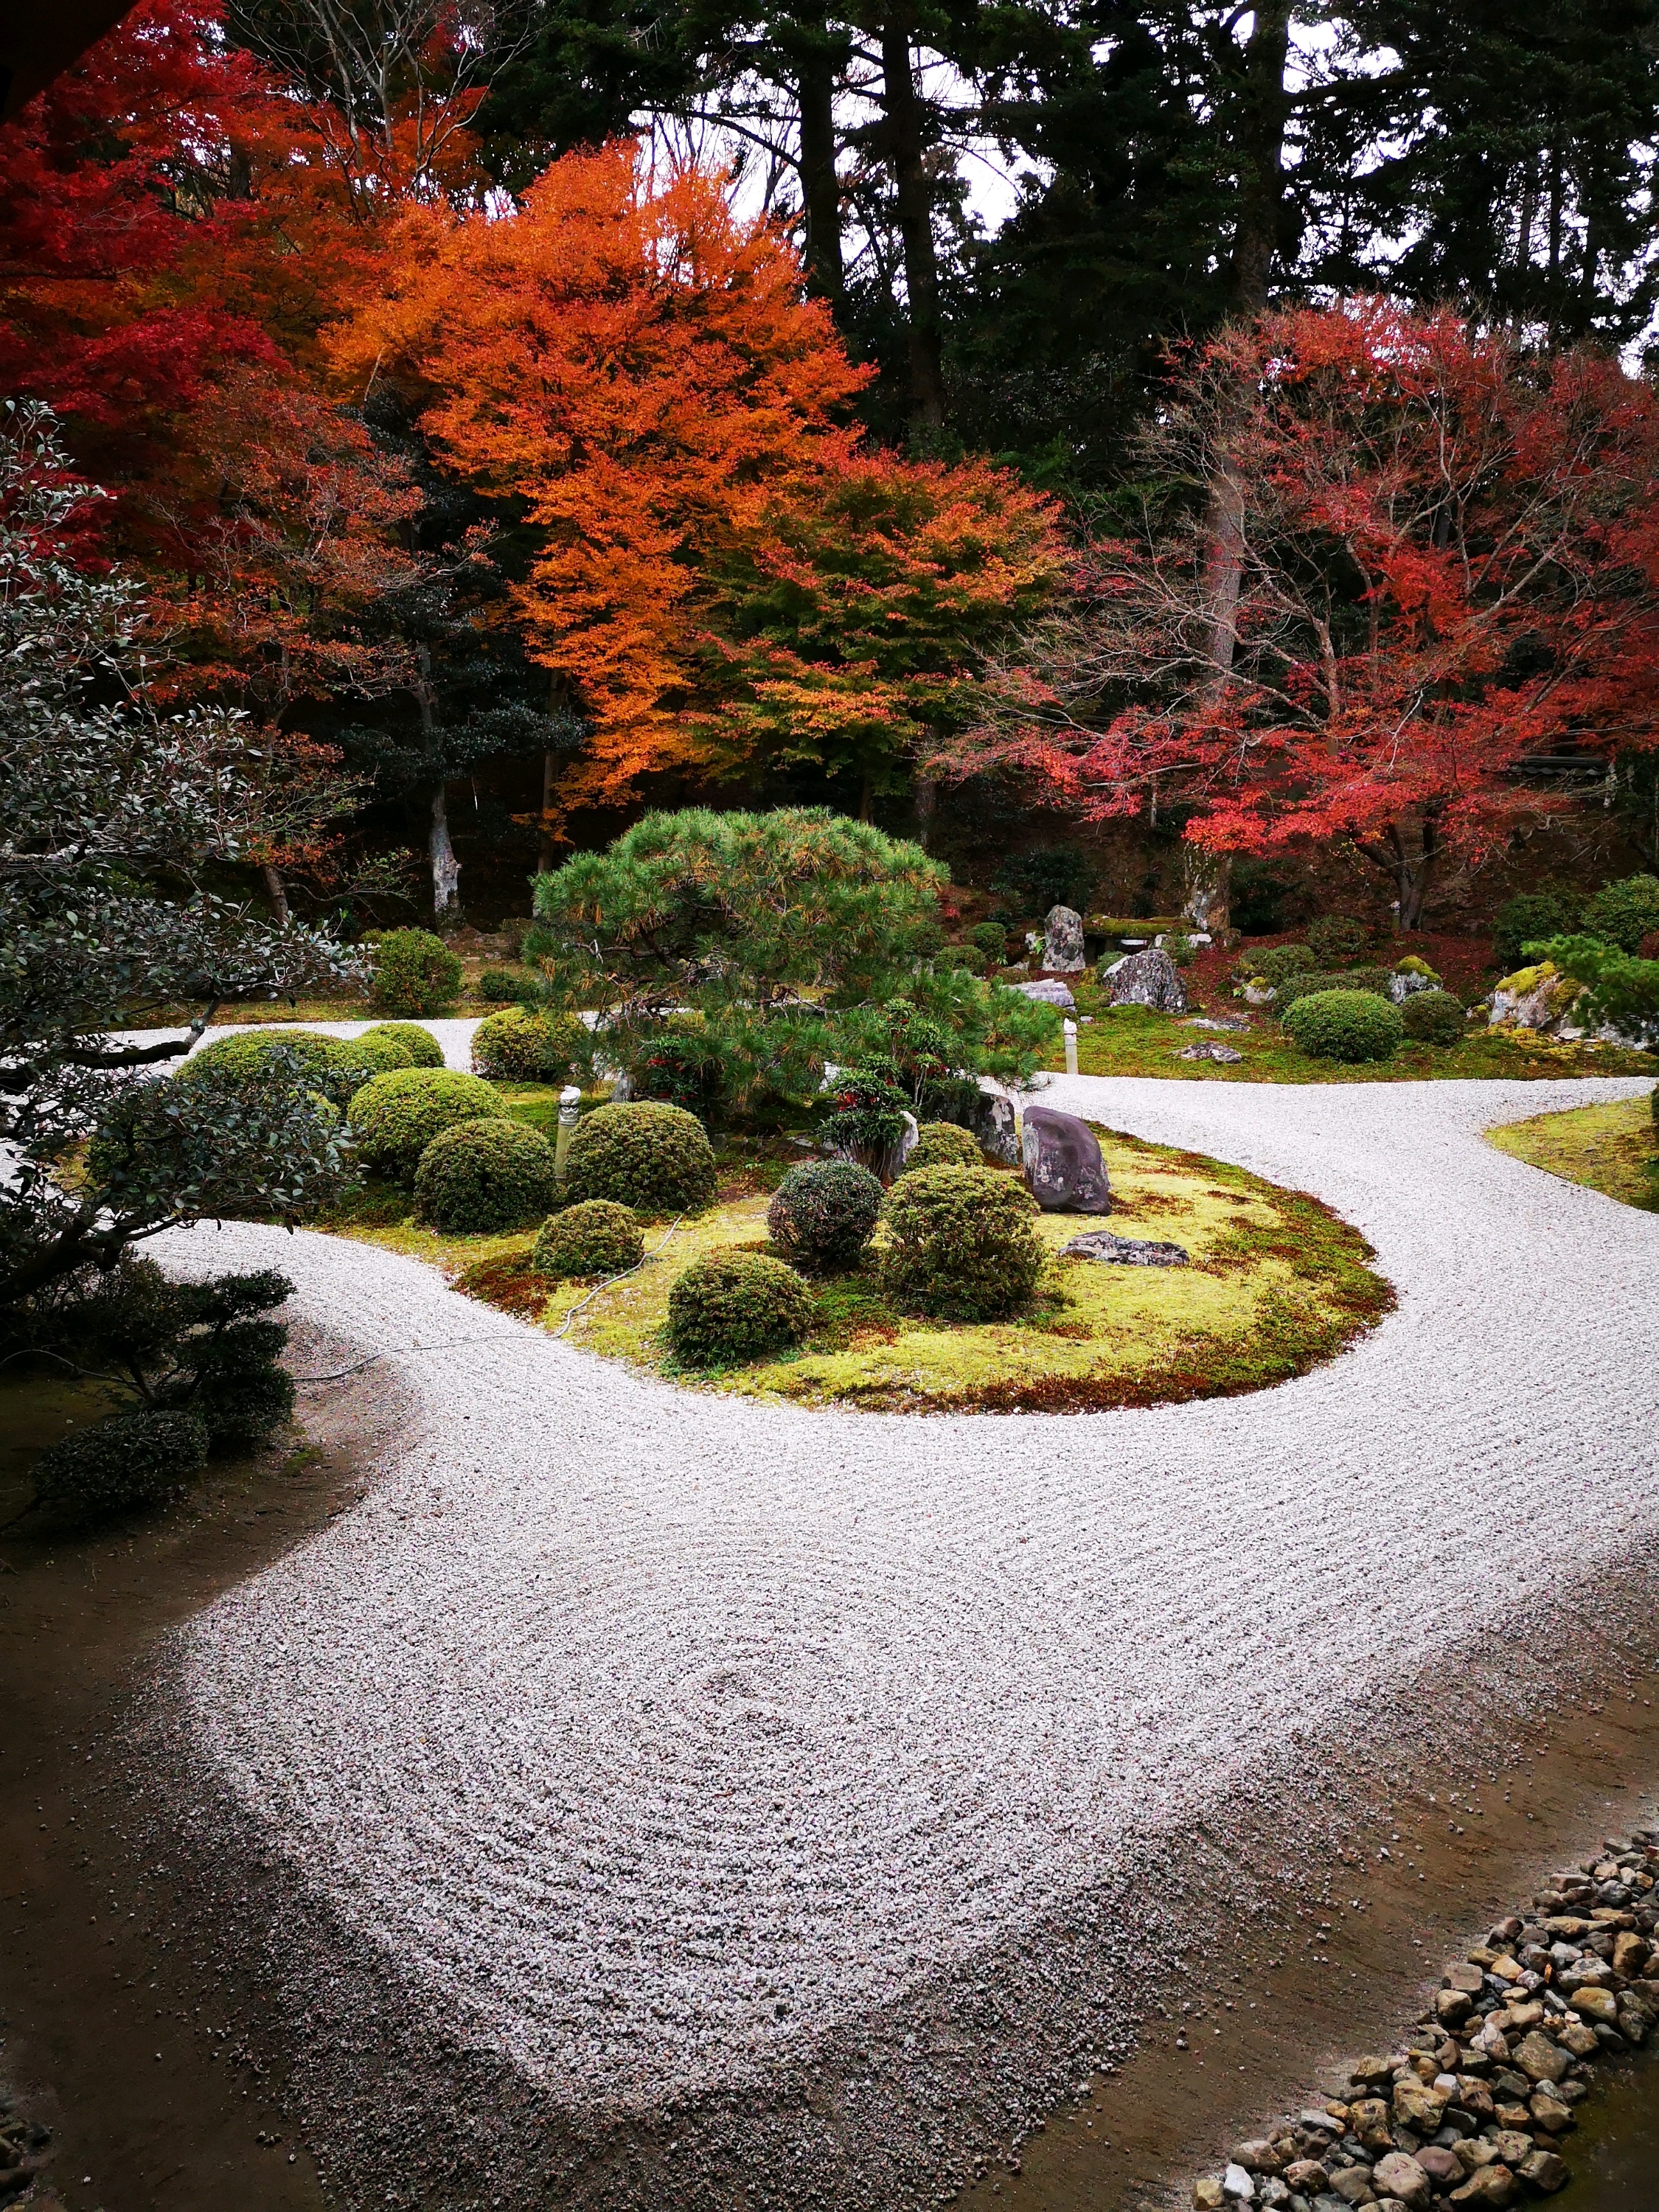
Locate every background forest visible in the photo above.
<box><xmin>7</xmin><ymin>0</ymin><xmax>1659</xmax><ymax>936</ymax></box>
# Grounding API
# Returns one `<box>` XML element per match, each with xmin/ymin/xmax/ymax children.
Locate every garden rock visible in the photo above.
<box><xmin>1371</xmin><ymin>2152</ymin><xmax>1430</xmax><ymax>2208</ymax></box>
<box><xmin>1106</xmin><ymin>945</ymin><xmax>1187</xmax><ymax>1012</ymax></box>
<box><xmin>1060</xmin><ymin>1228</ymin><xmax>1188</xmax><ymax>1267</ymax></box>
<box><xmin>1486</xmin><ymin>964</ymin><xmax>1583</xmax><ymax>1037</ymax></box>
<box><xmin>1178</xmin><ymin>1041</ymin><xmax>1244</xmax><ymax>1062</ymax></box>
<box><xmin>1020</xmin><ymin>1106</ymin><xmax>1112</xmax><ymax>1213</ymax></box>
<box><xmin>1388</xmin><ymin>972</ymin><xmax>1437</xmax><ymax>1003</ymax></box>
<box><xmin>969</xmin><ymin>1088</ymin><xmax>1020</xmax><ymax>1165</ymax></box>
<box><xmin>1043</xmin><ymin>905</ymin><xmax>1086</xmax><ymax>973</ymax></box>
<box><xmin>1014</xmin><ymin>977</ymin><xmax>1077</xmax><ymax>1010</ymax></box>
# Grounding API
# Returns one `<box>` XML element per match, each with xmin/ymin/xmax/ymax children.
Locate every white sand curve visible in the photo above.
<box><xmin>159</xmin><ymin>1075</ymin><xmax>1658</xmax><ymax>2131</ymax></box>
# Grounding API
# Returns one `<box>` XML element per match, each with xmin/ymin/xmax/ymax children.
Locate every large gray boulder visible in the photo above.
<box><xmin>969</xmin><ymin>1088</ymin><xmax>1020</xmax><ymax>1165</ymax></box>
<box><xmin>1020</xmin><ymin>1105</ymin><xmax>1111</xmax><ymax>1214</ymax></box>
<box><xmin>1060</xmin><ymin>1228</ymin><xmax>1187</xmax><ymax>1267</ymax></box>
<box><xmin>1104</xmin><ymin>945</ymin><xmax>1186</xmax><ymax>1012</ymax></box>
<box><xmin>1043</xmin><ymin>904</ymin><xmax>1085</xmax><ymax>973</ymax></box>
<box><xmin>1014</xmin><ymin>977</ymin><xmax>1077</xmax><ymax>1010</ymax></box>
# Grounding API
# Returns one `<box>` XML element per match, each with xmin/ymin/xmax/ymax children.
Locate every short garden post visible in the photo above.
<box><xmin>1063</xmin><ymin>1018</ymin><xmax>1079</xmax><ymax>1077</ymax></box>
<box><xmin>554</xmin><ymin>1084</ymin><xmax>582</xmax><ymax>1180</ymax></box>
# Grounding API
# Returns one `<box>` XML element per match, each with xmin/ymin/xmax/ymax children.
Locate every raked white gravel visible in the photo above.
<box><xmin>154</xmin><ymin>1074</ymin><xmax>1658</xmax><ymax>2135</ymax></box>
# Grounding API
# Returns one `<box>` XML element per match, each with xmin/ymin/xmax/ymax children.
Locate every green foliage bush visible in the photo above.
<box><xmin>562</xmin><ymin>1102</ymin><xmax>717</xmax><ymax>1214</ymax></box>
<box><xmin>765</xmin><ymin>1161</ymin><xmax>884</xmax><ymax>1271</ymax></box>
<box><xmin>1581</xmin><ymin>874</ymin><xmax>1659</xmax><ymax>954</ymax></box>
<box><xmin>361</xmin><ymin>1022</ymin><xmax>445</xmax><ymax>1068</ymax></box>
<box><xmin>28</xmin><ymin>1407</ymin><xmax>209</xmax><ymax>1526</ymax></box>
<box><xmin>477</xmin><ymin>967</ymin><xmax>545</xmax><ymax>1005</ymax></box>
<box><xmin>176</xmin><ymin>1028</ymin><xmax>414</xmax><ymax>1110</ymax></box>
<box><xmin>1534</xmin><ymin>935</ymin><xmax>1659</xmax><ymax>1044</ymax></box>
<box><xmin>821</xmin><ymin>1065</ymin><xmax>911</xmax><ymax>1162</ymax></box>
<box><xmin>1493</xmin><ymin>890</ymin><xmax>1577</xmax><ymax>972</ymax></box>
<box><xmin>882</xmin><ymin>1165</ymin><xmax>1045</xmax><ymax>1321</ymax></box>
<box><xmin>532</xmin><ymin>1200</ymin><xmax>644</xmax><ymax>1280</ymax></box>
<box><xmin>1305</xmin><ymin>914</ymin><xmax>1371</xmax><ymax>964</ymax></box>
<box><xmin>414</xmin><ymin>1116</ymin><xmax>559</xmax><ymax>1233</ymax></box>
<box><xmin>628</xmin><ymin>1025</ymin><xmax>726</xmax><ymax>1115</ymax></box>
<box><xmin>470</xmin><ymin>1006</ymin><xmax>588</xmax><ymax>1083</ymax></box>
<box><xmin>1399</xmin><ymin>988</ymin><xmax>1467</xmax><ymax>1046</ymax></box>
<box><xmin>667</xmin><ymin>1251</ymin><xmax>813</xmax><ymax>1366</ymax></box>
<box><xmin>371</xmin><ymin>928</ymin><xmax>464</xmax><ymax>1015</ymax></box>
<box><xmin>348</xmin><ymin>1068</ymin><xmax>500</xmax><ymax>1180</ymax></box>
<box><xmin>1246</xmin><ymin>942</ymin><xmax>1318</xmax><ymax>988</ymax></box>
<box><xmin>1283</xmin><ymin>989</ymin><xmax>1403</xmax><ymax>1062</ymax></box>
<box><xmin>970</xmin><ymin>919</ymin><xmax>1010</xmax><ymax>968</ymax></box>
<box><xmin>900</xmin><ymin>1121</ymin><xmax>983</xmax><ymax>1174</ymax></box>
<box><xmin>1275</xmin><ymin>966</ymin><xmax>1391</xmax><ymax>1013</ymax></box>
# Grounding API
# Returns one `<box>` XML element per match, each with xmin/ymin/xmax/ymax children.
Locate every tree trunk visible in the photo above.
<box><xmin>797</xmin><ymin>10</ymin><xmax>845</xmax><ymax>313</ymax></box>
<box><xmin>538</xmin><ymin>745</ymin><xmax>558</xmax><ymax>872</ymax></box>
<box><xmin>858</xmin><ymin>766</ymin><xmax>874</xmax><ymax>824</ymax></box>
<box><xmin>1180</xmin><ymin>847</ymin><xmax>1229</xmax><ymax>936</ymax></box>
<box><xmin>880</xmin><ymin>7</ymin><xmax>945</xmax><ymax>432</ymax></box>
<box><xmin>262</xmin><ymin>862</ymin><xmax>291</xmax><ymax>928</ymax></box>
<box><xmin>1231</xmin><ymin>0</ymin><xmax>1291</xmax><ymax>317</ymax></box>
<box><xmin>430</xmin><ymin>782</ymin><xmax>461</xmax><ymax>917</ymax></box>
<box><xmin>913</xmin><ymin>768</ymin><xmax>937</xmax><ymax>849</ymax></box>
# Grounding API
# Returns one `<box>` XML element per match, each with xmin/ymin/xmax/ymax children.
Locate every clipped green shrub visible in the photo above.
<box><xmin>1399</xmin><ymin>988</ymin><xmax>1467</xmax><ymax>1046</ymax></box>
<box><xmin>1306</xmin><ymin>914</ymin><xmax>1371</xmax><ymax>964</ymax></box>
<box><xmin>562</xmin><ymin>1102</ymin><xmax>717</xmax><ymax>1214</ymax></box>
<box><xmin>348</xmin><ymin>1067</ymin><xmax>499</xmax><ymax>1180</ymax></box>
<box><xmin>176</xmin><ymin>1027</ymin><xmax>335</xmax><ymax>1090</ymax></box>
<box><xmin>327</xmin><ymin>1029</ymin><xmax>416</xmax><ymax>1094</ymax></box>
<box><xmin>1581</xmin><ymin>874</ymin><xmax>1659</xmax><ymax>954</ymax></box>
<box><xmin>667</xmin><ymin>1252</ymin><xmax>812</xmax><ymax>1366</ymax></box>
<box><xmin>361</xmin><ymin>1021</ymin><xmax>445</xmax><ymax>1068</ymax></box>
<box><xmin>1245</xmin><ymin>942</ymin><xmax>1317</xmax><ymax>989</ymax></box>
<box><xmin>531</xmin><ymin>1199</ymin><xmax>643</xmax><ymax>1280</ymax></box>
<box><xmin>29</xmin><ymin>1407</ymin><xmax>208</xmax><ymax>1526</ymax></box>
<box><xmin>477</xmin><ymin>966</ymin><xmax>545</xmax><ymax>1005</ymax></box>
<box><xmin>1493</xmin><ymin>890</ymin><xmax>1577</xmax><ymax>972</ymax></box>
<box><xmin>970</xmin><ymin>919</ymin><xmax>1010</xmax><ymax>969</ymax></box>
<box><xmin>1284</xmin><ymin>989</ymin><xmax>1403</xmax><ymax>1062</ymax></box>
<box><xmin>900</xmin><ymin>1121</ymin><xmax>982</xmax><ymax>1175</ymax></box>
<box><xmin>414</xmin><ymin>1116</ymin><xmax>559</xmax><ymax>1232</ymax></box>
<box><xmin>882</xmin><ymin>1165</ymin><xmax>1045</xmax><ymax>1321</ymax></box>
<box><xmin>371</xmin><ymin>928</ymin><xmax>463</xmax><ymax>1015</ymax></box>
<box><xmin>766</xmin><ymin>1161</ymin><xmax>884</xmax><ymax>1271</ymax></box>
<box><xmin>470</xmin><ymin>1006</ymin><xmax>588</xmax><ymax>1083</ymax></box>
<box><xmin>821</xmin><ymin>1065</ymin><xmax>910</xmax><ymax>1164</ymax></box>
<box><xmin>1276</xmin><ymin>966</ymin><xmax>1391</xmax><ymax>1014</ymax></box>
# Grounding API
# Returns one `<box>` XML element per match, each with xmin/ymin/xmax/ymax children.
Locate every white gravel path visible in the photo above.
<box><xmin>150</xmin><ymin>1074</ymin><xmax>1658</xmax><ymax>2191</ymax></box>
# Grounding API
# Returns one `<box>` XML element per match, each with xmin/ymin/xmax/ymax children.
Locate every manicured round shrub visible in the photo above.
<box><xmin>371</xmin><ymin>928</ymin><xmax>463</xmax><ymax>1015</ymax></box>
<box><xmin>1275</xmin><ymin>966</ymin><xmax>1391</xmax><ymax>1014</ymax></box>
<box><xmin>899</xmin><ymin>1121</ymin><xmax>983</xmax><ymax>1175</ymax></box>
<box><xmin>477</xmin><ymin>966</ymin><xmax>544</xmax><ymax>1005</ymax></box>
<box><xmin>532</xmin><ymin>1199</ymin><xmax>644</xmax><ymax>1280</ymax></box>
<box><xmin>348</xmin><ymin>1067</ymin><xmax>500</xmax><ymax>1180</ymax></box>
<box><xmin>1581</xmin><ymin>873</ymin><xmax>1659</xmax><ymax>954</ymax></box>
<box><xmin>1306</xmin><ymin>914</ymin><xmax>1371</xmax><ymax>964</ymax></box>
<box><xmin>327</xmin><ymin>1028</ymin><xmax>416</xmax><ymax>1093</ymax></box>
<box><xmin>1399</xmin><ymin>987</ymin><xmax>1466</xmax><ymax>1047</ymax></box>
<box><xmin>29</xmin><ymin>1408</ymin><xmax>208</xmax><ymax>1526</ymax></box>
<box><xmin>470</xmin><ymin>1005</ymin><xmax>588</xmax><ymax>1083</ymax></box>
<box><xmin>667</xmin><ymin>1252</ymin><xmax>812</xmax><ymax>1366</ymax></box>
<box><xmin>970</xmin><ymin>919</ymin><xmax>1010</xmax><ymax>969</ymax></box>
<box><xmin>1283</xmin><ymin>988</ymin><xmax>1403</xmax><ymax>1063</ymax></box>
<box><xmin>414</xmin><ymin>1116</ymin><xmax>559</xmax><ymax>1232</ymax></box>
<box><xmin>176</xmin><ymin>1027</ymin><xmax>337</xmax><ymax>1090</ymax></box>
<box><xmin>1243</xmin><ymin>943</ymin><xmax>1317</xmax><ymax>990</ymax></box>
<box><xmin>882</xmin><ymin>1165</ymin><xmax>1045</xmax><ymax>1321</ymax></box>
<box><xmin>361</xmin><ymin>1021</ymin><xmax>445</xmax><ymax>1068</ymax></box>
<box><xmin>766</xmin><ymin>1161</ymin><xmax>884</xmax><ymax>1272</ymax></box>
<box><xmin>563</xmin><ymin>1102</ymin><xmax>717</xmax><ymax>1214</ymax></box>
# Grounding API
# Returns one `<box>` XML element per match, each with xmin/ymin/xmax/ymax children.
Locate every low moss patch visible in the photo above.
<box><xmin>1485</xmin><ymin>1094</ymin><xmax>1659</xmax><ymax>1211</ymax></box>
<box><xmin>425</xmin><ymin>1125</ymin><xmax>1391</xmax><ymax>1415</ymax></box>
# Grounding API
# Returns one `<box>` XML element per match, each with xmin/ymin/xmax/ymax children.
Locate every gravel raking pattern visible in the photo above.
<box><xmin>150</xmin><ymin>1074</ymin><xmax>1659</xmax><ymax>2201</ymax></box>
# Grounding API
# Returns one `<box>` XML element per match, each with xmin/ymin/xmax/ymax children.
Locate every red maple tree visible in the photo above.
<box><xmin>953</xmin><ymin>302</ymin><xmax>1659</xmax><ymax>928</ymax></box>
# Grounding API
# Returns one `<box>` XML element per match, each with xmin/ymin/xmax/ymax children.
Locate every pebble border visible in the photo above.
<box><xmin>1192</xmin><ymin>1827</ymin><xmax>1659</xmax><ymax>2210</ymax></box>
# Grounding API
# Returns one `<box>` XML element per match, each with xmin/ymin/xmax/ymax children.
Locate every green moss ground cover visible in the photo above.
<box><xmin>328</xmin><ymin>1103</ymin><xmax>1394</xmax><ymax>1415</ymax></box>
<box><xmin>1486</xmin><ymin>1096</ymin><xmax>1659</xmax><ymax>1211</ymax></box>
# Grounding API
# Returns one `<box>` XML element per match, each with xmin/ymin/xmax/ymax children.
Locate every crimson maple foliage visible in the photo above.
<box><xmin>956</xmin><ymin>302</ymin><xmax>1659</xmax><ymax>928</ymax></box>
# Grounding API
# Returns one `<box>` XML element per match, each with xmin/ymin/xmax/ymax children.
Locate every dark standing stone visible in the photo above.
<box><xmin>1105</xmin><ymin>946</ymin><xmax>1187</xmax><ymax>1012</ymax></box>
<box><xmin>1020</xmin><ymin>1106</ymin><xmax>1112</xmax><ymax>1214</ymax></box>
<box><xmin>1043</xmin><ymin>905</ymin><xmax>1085</xmax><ymax>973</ymax></box>
<box><xmin>969</xmin><ymin>1089</ymin><xmax>1020</xmax><ymax>1166</ymax></box>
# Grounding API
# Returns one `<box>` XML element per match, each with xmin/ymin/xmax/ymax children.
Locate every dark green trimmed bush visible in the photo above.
<box><xmin>327</xmin><ymin>1029</ymin><xmax>416</xmax><ymax>1096</ymax></box>
<box><xmin>477</xmin><ymin>966</ymin><xmax>544</xmax><ymax>1005</ymax></box>
<box><xmin>882</xmin><ymin>1166</ymin><xmax>1045</xmax><ymax>1321</ymax></box>
<box><xmin>371</xmin><ymin>928</ymin><xmax>463</xmax><ymax>1015</ymax></box>
<box><xmin>532</xmin><ymin>1200</ymin><xmax>643</xmax><ymax>1280</ymax></box>
<box><xmin>348</xmin><ymin>1067</ymin><xmax>500</xmax><ymax>1180</ymax></box>
<box><xmin>28</xmin><ymin>1408</ymin><xmax>209</xmax><ymax>1526</ymax></box>
<box><xmin>470</xmin><ymin>1006</ymin><xmax>588</xmax><ymax>1083</ymax></box>
<box><xmin>1399</xmin><ymin>988</ymin><xmax>1467</xmax><ymax>1046</ymax></box>
<box><xmin>414</xmin><ymin>1116</ymin><xmax>559</xmax><ymax>1232</ymax></box>
<box><xmin>899</xmin><ymin>1121</ymin><xmax>982</xmax><ymax>1175</ymax></box>
<box><xmin>1581</xmin><ymin>874</ymin><xmax>1659</xmax><ymax>954</ymax></box>
<box><xmin>1283</xmin><ymin>988</ymin><xmax>1403</xmax><ymax>1062</ymax></box>
<box><xmin>1305</xmin><ymin>914</ymin><xmax>1371</xmax><ymax>964</ymax></box>
<box><xmin>175</xmin><ymin>1027</ymin><xmax>411</xmax><ymax>1110</ymax></box>
<box><xmin>562</xmin><ymin>1102</ymin><xmax>717</xmax><ymax>1214</ymax></box>
<box><xmin>766</xmin><ymin>1161</ymin><xmax>883</xmax><ymax>1272</ymax></box>
<box><xmin>361</xmin><ymin>1021</ymin><xmax>445</xmax><ymax>1068</ymax></box>
<box><xmin>1494</xmin><ymin>889</ymin><xmax>1577</xmax><ymax>972</ymax></box>
<box><xmin>970</xmin><ymin>919</ymin><xmax>1010</xmax><ymax>969</ymax></box>
<box><xmin>1275</xmin><ymin>965</ymin><xmax>1391</xmax><ymax>1013</ymax></box>
<box><xmin>667</xmin><ymin>1251</ymin><xmax>812</xmax><ymax>1365</ymax></box>
<box><xmin>1245</xmin><ymin>942</ymin><xmax>1317</xmax><ymax>989</ymax></box>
